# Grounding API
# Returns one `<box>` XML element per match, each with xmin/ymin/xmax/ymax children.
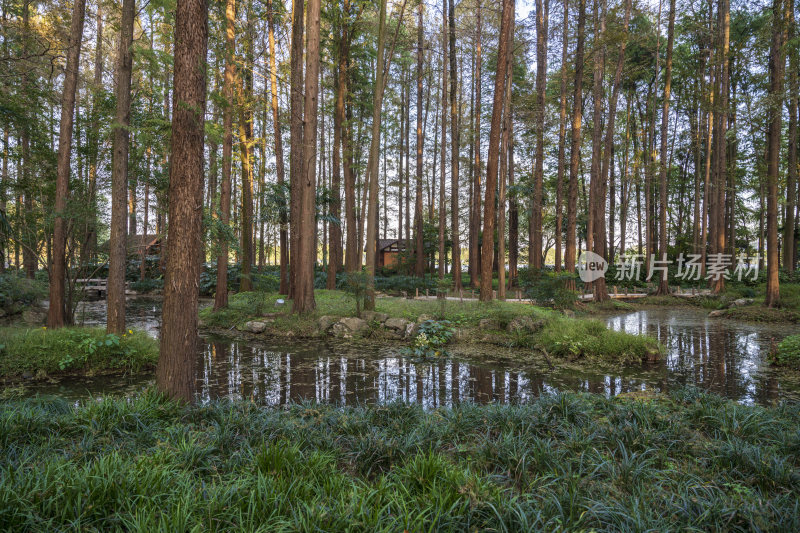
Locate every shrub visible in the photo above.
<box><xmin>772</xmin><ymin>335</ymin><xmax>800</xmax><ymax>368</ymax></box>
<box><xmin>520</xmin><ymin>270</ymin><xmax>578</xmax><ymax>309</ymax></box>
<box><xmin>0</xmin><ymin>327</ymin><xmax>158</xmax><ymax>377</ymax></box>
<box><xmin>0</xmin><ymin>272</ymin><xmax>47</xmax><ymax>314</ymax></box>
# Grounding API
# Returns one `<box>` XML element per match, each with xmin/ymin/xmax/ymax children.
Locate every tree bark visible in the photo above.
<box><xmin>555</xmin><ymin>0</ymin><xmax>569</xmax><ymax>272</ymax></box>
<box><xmin>530</xmin><ymin>0</ymin><xmax>548</xmax><ymax>270</ymax></box>
<box><xmin>438</xmin><ymin>0</ymin><xmax>447</xmax><ymax>280</ymax></box>
<box><xmin>784</xmin><ymin>0</ymin><xmax>797</xmax><ymax>272</ymax></box>
<box><xmin>498</xmin><ymin>24</ymin><xmax>514</xmax><ymax>300</ymax></box>
<box><xmin>215</xmin><ymin>0</ymin><xmax>236</xmax><ymax>310</ymax></box>
<box><xmin>480</xmin><ymin>0</ymin><xmax>514</xmax><ymax>301</ymax></box>
<box><xmin>288</xmin><ymin>0</ymin><xmax>305</xmax><ymax>298</ymax></box>
<box><xmin>448</xmin><ymin>0</ymin><xmax>461</xmax><ymax>289</ymax></box>
<box><xmin>587</xmin><ymin>0</ymin><xmax>608</xmax><ymax>302</ymax></box>
<box><xmin>765</xmin><ymin>0</ymin><xmax>786</xmax><ymax>307</ymax></box>
<box><xmin>414</xmin><ymin>0</ymin><xmax>426</xmax><ymax>277</ymax></box>
<box><xmin>106</xmin><ymin>0</ymin><xmax>133</xmax><ymax>333</ymax></box>
<box><xmin>565</xmin><ymin>0</ymin><xmax>586</xmax><ymax>282</ymax></box>
<box><xmin>238</xmin><ymin>1</ymin><xmax>255</xmax><ymax>292</ymax></box>
<box><xmin>655</xmin><ymin>0</ymin><xmax>675</xmax><ymax>295</ymax></box>
<box><xmin>469</xmin><ymin>1</ymin><xmax>482</xmax><ymax>287</ymax></box>
<box><xmin>267</xmin><ymin>0</ymin><xmax>289</xmax><ymax>292</ymax></box>
<box><xmin>294</xmin><ymin>0</ymin><xmax>321</xmax><ymax>313</ymax></box>
<box><xmin>156</xmin><ymin>0</ymin><xmax>208</xmax><ymax>402</ymax></box>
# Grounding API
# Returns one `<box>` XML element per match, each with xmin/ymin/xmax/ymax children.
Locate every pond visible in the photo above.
<box><xmin>26</xmin><ymin>298</ymin><xmax>800</xmax><ymax>406</ymax></box>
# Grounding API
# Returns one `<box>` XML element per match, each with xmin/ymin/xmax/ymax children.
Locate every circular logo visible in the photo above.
<box><xmin>578</xmin><ymin>251</ymin><xmax>608</xmax><ymax>283</ymax></box>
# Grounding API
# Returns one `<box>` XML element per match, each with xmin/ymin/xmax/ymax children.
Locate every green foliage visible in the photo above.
<box><xmin>536</xmin><ymin>318</ymin><xmax>662</xmax><ymax>363</ymax></box>
<box><xmin>520</xmin><ymin>269</ymin><xmax>578</xmax><ymax>309</ymax></box>
<box><xmin>772</xmin><ymin>335</ymin><xmax>800</xmax><ymax>368</ymax></box>
<box><xmin>0</xmin><ymin>327</ymin><xmax>158</xmax><ymax>377</ymax></box>
<box><xmin>0</xmin><ymin>272</ymin><xmax>47</xmax><ymax>314</ymax></box>
<box><xmin>405</xmin><ymin>319</ymin><xmax>455</xmax><ymax>358</ymax></box>
<box><xmin>0</xmin><ymin>389</ymin><xmax>799</xmax><ymax>530</ymax></box>
<box><xmin>343</xmin><ymin>271</ymin><xmax>368</xmax><ymax>317</ymax></box>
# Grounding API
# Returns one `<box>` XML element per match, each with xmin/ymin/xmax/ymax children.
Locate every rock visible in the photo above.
<box><xmin>21</xmin><ymin>308</ymin><xmax>46</xmax><ymax>326</ymax></box>
<box><xmin>478</xmin><ymin>318</ymin><xmax>501</xmax><ymax>330</ymax></box>
<box><xmin>243</xmin><ymin>321</ymin><xmax>268</xmax><ymax>333</ymax></box>
<box><xmin>331</xmin><ymin>317</ymin><xmax>368</xmax><ymax>338</ymax></box>
<box><xmin>563</xmin><ymin>309</ymin><xmax>576</xmax><ymax>318</ymax></box>
<box><xmin>708</xmin><ymin>310</ymin><xmax>726</xmax><ymax>318</ymax></box>
<box><xmin>22</xmin><ymin>371</ymin><xmax>33</xmax><ymax>380</ymax></box>
<box><xmin>506</xmin><ymin>316</ymin><xmax>545</xmax><ymax>334</ymax></box>
<box><xmin>317</xmin><ymin>315</ymin><xmax>338</xmax><ymax>333</ymax></box>
<box><xmin>383</xmin><ymin>318</ymin><xmax>416</xmax><ymax>338</ymax></box>
<box><xmin>362</xmin><ymin>311</ymin><xmax>389</xmax><ymax>323</ymax></box>
<box><xmin>404</xmin><ymin>322</ymin><xmax>417</xmax><ymax>339</ymax></box>
<box><xmin>730</xmin><ymin>298</ymin><xmax>754</xmax><ymax>308</ymax></box>
<box><xmin>416</xmin><ymin>314</ymin><xmax>434</xmax><ymax>324</ymax></box>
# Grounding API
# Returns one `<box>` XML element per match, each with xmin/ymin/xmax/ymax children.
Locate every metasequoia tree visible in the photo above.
<box><xmin>107</xmin><ymin>0</ymin><xmax>135</xmax><ymax>333</ymax></box>
<box><xmin>293</xmin><ymin>0</ymin><xmax>321</xmax><ymax>313</ymax></box>
<box><xmin>214</xmin><ymin>0</ymin><xmax>236</xmax><ymax>310</ymax></box>
<box><xmin>469</xmin><ymin>0</ymin><xmax>481</xmax><ymax>288</ymax></box>
<box><xmin>554</xmin><ymin>0</ymin><xmax>569</xmax><ymax>272</ymax></box>
<box><xmin>448</xmin><ymin>0</ymin><xmax>461</xmax><ymax>290</ymax></box>
<box><xmin>530</xmin><ymin>0</ymin><xmax>548</xmax><ymax>270</ymax></box>
<box><xmin>479</xmin><ymin>0</ymin><xmax>513</xmax><ymax>301</ymax></box>
<box><xmin>565</xmin><ymin>0</ymin><xmax>586</xmax><ymax>283</ymax></box>
<box><xmin>48</xmin><ymin>0</ymin><xmax>86</xmax><ymax>328</ymax></box>
<box><xmin>156</xmin><ymin>0</ymin><xmax>208</xmax><ymax>402</ymax></box>
<box><xmin>765</xmin><ymin>0</ymin><xmax>786</xmax><ymax>307</ymax></box>
<box><xmin>414</xmin><ymin>0</ymin><xmax>425</xmax><ymax>277</ymax></box>
<box><xmin>655</xmin><ymin>0</ymin><xmax>676</xmax><ymax>295</ymax></box>
<box><xmin>288</xmin><ymin>0</ymin><xmax>305</xmax><ymax>298</ymax></box>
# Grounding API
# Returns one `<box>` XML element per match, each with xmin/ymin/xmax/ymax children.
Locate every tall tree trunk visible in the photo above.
<box><xmin>294</xmin><ymin>0</ymin><xmax>321</xmax><ymax>313</ymax></box>
<box><xmin>565</xmin><ymin>0</ymin><xmax>586</xmax><ymax>283</ymax></box>
<box><xmin>498</xmin><ymin>25</ymin><xmax>513</xmax><ymax>300</ymax></box>
<box><xmin>438</xmin><ymin>0</ymin><xmax>447</xmax><ymax>280</ymax></box>
<box><xmin>448</xmin><ymin>0</ymin><xmax>461</xmax><ymax>289</ymax></box>
<box><xmin>765</xmin><ymin>0</ymin><xmax>786</xmax><ymax>307</ymax></box>
<box><xmin>156</xmin><ymin>0</ymin><xmax>208</xmax><ymax>402</ymax></box>
<box><xmin>655</xmin><ymin>0</ymin><xmax>675</xmax><ymax>295</ymax></box>
<box><xmin>238</xmin><ymin>2</ymin><xmax>255</xmax><ymax>292</ymax></box>
<box><xmin>328</xmin><ymin>34</ymin><xmax>344</xmax><ymax>289</ymax></box>
<box><xmin>530</xmin><ymin>0</ymin><xmax>548</xmax><ymax>270</ymax></box>
<box><xmin>555</xmin><ymin>0</ymin><xmax>569</xmax><ymax>272</ymax></box>
<box><xmin>414</xmin><ymin>1</ymin><xmax>426</xmax><ymax>277</ymax></box>
<box><xmin>84</xmin><ymin>4</ymin><xmax>103</xmax><ymax>265</ymax></box>
<box><xmin>106</xmin><ymin>0</ymin><xmax>133</xmax><ymax>334</ymax></box>
<box><xmin>267</xmin><ymin>0</ymin><xmax>289</xmax><ymax>292</ymax></box>
<box><xmin>587</xmin><ymin>0</ymin><xmax>608</xmax><ymax>302</ymax></box>
<box><xmin>288</xmin><ymin>0</ymin><xmax>305</xmax><ymax>298</ymax></box>
<box><xmin>215</xmin><ymin>0</ymin><xmax>236</xmax><ymax>310</ymax></box>
<box><xmin>364</xmin><ymin>0</ymin><xmax>388</xmax><ymax>309</ymax></box>
<box><xmin>784</xmin><ymin>0</ymin><xmax>797</xmax><ymax>272</ymax></box>
<box><xmin>469</xmin><ymin>1</ymin><xmax>482</xmax><ymax>287</ymax></box>
<box><xmin>711</xmin><ymin>0</ymin><xmax>730</xmax><ymax>293</ymax></box>
<box><xmin>603</xmin><ymin>0</ymin><xmax>630</xmax><ymax>264</ymax></box>
<box><xmin>48</xmin><ymin>0</ymin><xmax>87</xmax><ymax>328</ymax></box>
<box><xmin>480</xmin><ymin>0</ymin><xmax>513</xmax><ymax>301</ymax></box>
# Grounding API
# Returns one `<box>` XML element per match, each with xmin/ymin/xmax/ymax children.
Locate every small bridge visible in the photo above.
<box><xmin>74</xmin><ymin>278</ymin><xmax>108</xmax><ymax>298</ymax></box>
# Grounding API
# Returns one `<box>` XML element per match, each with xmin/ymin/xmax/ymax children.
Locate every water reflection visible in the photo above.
<box><xmin>33</xmin><ymin>299</ymin><xmax>800</xmax><ymax>405</ymax></box>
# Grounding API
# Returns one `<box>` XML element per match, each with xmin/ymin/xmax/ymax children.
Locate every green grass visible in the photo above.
<box><xmin>773</xmin><ymin>335</ymin><xmax>800</xmax><ymax>369</ymax></box>
<box><xmin>1</xmin><ymin>388</ymin><xmax>798</xmax><ymax>530</ymax></box>
<box><xmin>200</xmin><ymin>290</ymin><xmax>662</xmax><ymax>363</ymax></box>
<box><xmin>0</xmin><ymin>327</ymin><xmax>158</xmax><ymax>379</ymax></box>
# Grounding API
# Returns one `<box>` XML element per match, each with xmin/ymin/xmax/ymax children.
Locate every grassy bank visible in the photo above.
<box><xmin>200</xmin><ymin>290</ymin><xmax>662</xmax><ymax>364</ymax></box>
<box><xmin>1</xmin><ymin>389</ymin><xmax>799</xmax><ymax>530</ymax></box>
<box><xmin>0</xmin><ymin>327</ymin><xmax>158</xmax><ymax>380</ymax></box>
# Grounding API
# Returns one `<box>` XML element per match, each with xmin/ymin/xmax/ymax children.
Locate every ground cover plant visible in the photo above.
<box><xmin>0</xmin><ymin>327</ymin><xmax>158</xmax><ymax>379</ymax></box>
<box><xmin>1</xmin><ymin>388</ymin><xmax>798</xmax><ymax>531</ymax></box>
<box><xmin>199</xmin><ymin>290</ymin><xmax>662</xmax><ymax>363</ymax></box>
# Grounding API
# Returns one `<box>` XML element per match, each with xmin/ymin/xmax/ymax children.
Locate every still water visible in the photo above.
<box><xmin>27</xmin><ymin>298</ymin><xmax>799</xmax><ymax>406</ymax></box>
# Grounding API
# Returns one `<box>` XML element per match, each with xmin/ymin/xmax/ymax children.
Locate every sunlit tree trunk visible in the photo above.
<box><xmin>448</xmin><ymin>0</ymin><xmax>461</xmax><ymax>290</ymax></box>
<box><xmin>554</xmin><ymin>0</ymin><xmax>569</xmax><ymax>272</ymax></box>
<box><xmin>438</xmin><ymin>0</ymin><xmax>447</xmax><ymax>280</ymax></box>
<box><xmin>784</xmin><ymin>0</ymin><xmax>797</xmax><ymax>272</ymax></box>
<box><xmin>288</xmin><ymin>0</ymin><xmax>305</xmax><ymax>298</ymax></box>
<box><xmin>215</xmin><ymin>0</ymin><xmax>236</xmax><ymax>310</ymax></box>
<box><xmin>267</xmin><ymin>0</ymin><xmax>289</xmax><ymax>292</ymax></box>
